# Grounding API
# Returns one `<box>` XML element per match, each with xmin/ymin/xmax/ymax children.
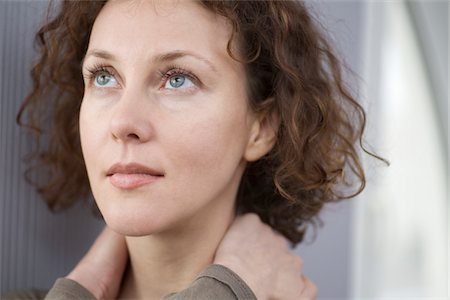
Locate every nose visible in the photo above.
<box><xmin>109</xmin><ymin>95</ymin><xmax>154</xmax><ymax>144</ymax></box>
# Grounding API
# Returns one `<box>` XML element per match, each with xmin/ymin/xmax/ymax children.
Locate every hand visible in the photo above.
<box><xmin>214</xmin><ymin>213</ymin><xmax>317</xmax><ymax>300</ymax></box>
<box><xmin>66</xmin><ymin>226</ymin><xmax>128</xmax><ymax>300</ymax></box>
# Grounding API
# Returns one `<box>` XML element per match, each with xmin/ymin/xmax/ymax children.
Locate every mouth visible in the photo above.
<box><xmin>106</xmin><ymin>163</ymin><xmax>164</xmax><ymax>190</ymax></box>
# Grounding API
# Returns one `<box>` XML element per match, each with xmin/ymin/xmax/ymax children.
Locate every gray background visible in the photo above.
<box><xmin>1</xmin><ymin>1</ymin><xmax>447</xmax><ymax>299</ymax></box>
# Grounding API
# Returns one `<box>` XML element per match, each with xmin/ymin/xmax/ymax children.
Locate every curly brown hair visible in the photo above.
<box><xmin>18</xmin><ymin>0</ymin><xmax>380</xmax><ymax>245</ymax></box>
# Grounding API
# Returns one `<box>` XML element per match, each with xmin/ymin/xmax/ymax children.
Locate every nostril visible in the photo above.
<box><xmin>110</xmin><ymin>116</ymin><xmax>153</xmax><ymax>143</ymax></box>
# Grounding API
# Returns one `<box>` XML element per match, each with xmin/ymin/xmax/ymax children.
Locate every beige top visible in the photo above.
<box><xmin>3</xmin><ymin>264</ymin><xmax>257</xmax><ymax>300</ymax></box>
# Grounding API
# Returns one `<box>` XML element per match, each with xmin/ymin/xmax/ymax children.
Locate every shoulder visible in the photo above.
<box><xmin>163</xmin><ymin>264</ymin><xmax>256</xmax><ymax>300</ymax></box>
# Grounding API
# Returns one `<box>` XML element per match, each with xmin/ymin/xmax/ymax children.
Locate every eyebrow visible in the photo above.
<box><xmin>81</xmin><ymin>49</ymin><xmax>218</xmax><ymax>73</ymax></box>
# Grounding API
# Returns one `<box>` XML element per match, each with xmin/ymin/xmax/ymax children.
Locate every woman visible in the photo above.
<box><xmin>16</xmin><ymin>0</ymin><xmax>375</xmax><ymax>298</ymax></box>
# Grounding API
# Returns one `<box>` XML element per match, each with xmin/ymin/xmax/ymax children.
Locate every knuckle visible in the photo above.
<box><xmin>305</xmin><ymin>277</ymin><xmax>318</xmax><ymax>298</ymax></box>
<box><xmin>260</xmin><ymin>223</ymin><xmax>273</xmax><ymax>235</ymax></box>
<box><xmin>242</xmin><ymin>213</ymin><xmax>261</xmax><ymax>224</ymax></box>
<box><xmin>311</xmin><ymin>284</ymin><xmax>318</xmax><ymax>298</ymax></box>
<box><xmin>293</xmin><ymin>256</ymin><xmax>303</xmax><ymax>271</ymax></box>
<box><xmin>274</xmin><ymin>233</ymin><xmax>284</xmax><ymax>242</ymax></box>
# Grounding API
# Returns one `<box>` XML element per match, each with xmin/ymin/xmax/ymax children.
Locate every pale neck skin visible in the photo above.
<box><xmin>118</xmin><ymin>174</ymin><xmax>239</xmax><ymax>299</ymax></box>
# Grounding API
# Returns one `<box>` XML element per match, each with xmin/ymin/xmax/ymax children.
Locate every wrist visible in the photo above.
<box><xmin>213</xmin><ymin>259</ymin><xmax>266</xmax><ymax>300</ymax></box>
<box><xmin>67</xmin><ymin>267</ymin><xmax>106</xmax><ymax>300</ymax></box>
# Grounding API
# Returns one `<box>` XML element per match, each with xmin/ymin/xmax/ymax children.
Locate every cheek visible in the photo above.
<box><xmin>79</xmin><ymin>102</ymin><xmax>104</xmax><ymax>175</ymax></box>
<box><xmin>166</xmin><ymin>108</ymin><xmax>251</xmax><ymax>186</ymax></box>
<box><xmin>79</xmin><ymin>104</ymin><xmax>91</xmax><ymax>160</ymax></box>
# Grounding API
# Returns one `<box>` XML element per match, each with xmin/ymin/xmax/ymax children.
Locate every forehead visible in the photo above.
<box><xmin>88</xmin><ymin>0</ymin><xmax>236</xmax><ymax>69</ymax></box>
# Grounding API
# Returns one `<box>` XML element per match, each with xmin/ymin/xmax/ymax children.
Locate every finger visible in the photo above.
<box><xmin>237</xmin><ymin>213</ymin><xmax>261</xmax><ymax>227</ymax></box>
<box><xmin>300</xmin><ymin>276</ymin><xmax>318</xmax><ymax>300</ymax></box>
<box><xmin>273</xmin><ymin>231</ymin><xmax>290</xmax><ymax>250</ymax></box>
<box><xmin>291</xmin><ymin>255</ymin><xmax>303</xmax><ymax>273</ymax></box>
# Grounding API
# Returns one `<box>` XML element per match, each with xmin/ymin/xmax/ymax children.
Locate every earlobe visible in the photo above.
<box><xmin>244</xmin><ymin>108</ymin><xmax>279</xmax><ymax>162</ymax></box>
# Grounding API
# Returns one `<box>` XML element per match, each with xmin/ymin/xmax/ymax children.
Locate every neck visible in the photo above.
<box><xmin>119</xmin><ymin>198</ymin><xmax>236</xmax><ymax>299</ymax></box>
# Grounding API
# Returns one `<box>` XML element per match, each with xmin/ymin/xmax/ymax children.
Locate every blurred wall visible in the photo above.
<box><xmin>350</xmin><ymin>1</ymin><xmax>448</xmax><ymax>298</ymax></box>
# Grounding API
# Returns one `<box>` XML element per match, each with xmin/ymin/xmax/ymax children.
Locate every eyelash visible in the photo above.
<box><xmin>83</xmin><ymin>63</ymin><xmax>115</xmax><ymax>83</ymax></box>
<box><xmin>83</xmin><ymin>63</ymin><xmax>200</xmax><ymax>89</ymax></box>
<box><xmin>158</xmin><ymin>65</ymin><xmax>199</xmax><ymax>87</ymax></box>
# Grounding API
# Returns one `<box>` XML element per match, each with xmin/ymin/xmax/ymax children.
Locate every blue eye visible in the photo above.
<box><xmin>165</xmin><ymin>74</ymin><xmax>194</xmax><ymax>89</ymax></box>
<box><xmin>94</xmin><ymin>72</ymin><xmax>118</xmax><ymax>88</ymax></box>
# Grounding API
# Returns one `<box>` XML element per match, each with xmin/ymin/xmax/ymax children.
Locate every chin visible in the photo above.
<box><xmin>107</xmin><ymin>222</ymin><xmax>153</xmax><ymax>237</ymax></box>
<box><xmin>100</xmin><ymin>204</ymin><xmax>170</xmax><ymax>237</ymax></box>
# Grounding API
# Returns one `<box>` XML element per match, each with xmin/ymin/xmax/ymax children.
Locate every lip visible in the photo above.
<box><xmin>107</xmin><ymin>163</ymin><xmax>164</xmax><ymax>190</ymax></box>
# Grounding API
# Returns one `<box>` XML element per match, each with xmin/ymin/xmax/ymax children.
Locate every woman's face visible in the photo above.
<box><xmin>80</xmin><ymin>0</ymin><xmax>258</xmax><ymax>235</ymax></box>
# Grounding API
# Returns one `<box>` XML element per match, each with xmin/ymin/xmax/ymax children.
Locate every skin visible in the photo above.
<box><xmin>79</xmin><ymin>0</ymin><xmax>278</xmax><ymax>298</ymax></box>
<box><xmin>68</xmin><ymin>215</ymin><xmax>318</xmax><ymax>300</ymax></box>
<box><xmin>215</xmin><ymin>214</ymin><xmax>318</xmax><ymax>300</ymax></box>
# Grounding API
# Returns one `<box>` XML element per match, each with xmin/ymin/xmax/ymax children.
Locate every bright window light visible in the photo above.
<box><xmin>351</xmin><ymin>1</ymin><xmax>448</xmax><ymax>299</ymax></box>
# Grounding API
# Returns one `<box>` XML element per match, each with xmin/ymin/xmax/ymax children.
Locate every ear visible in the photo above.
<box><xmin>244</xmin><ymin>105</ymin><xmax>280</xmax><ymax>162</ymax></box>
